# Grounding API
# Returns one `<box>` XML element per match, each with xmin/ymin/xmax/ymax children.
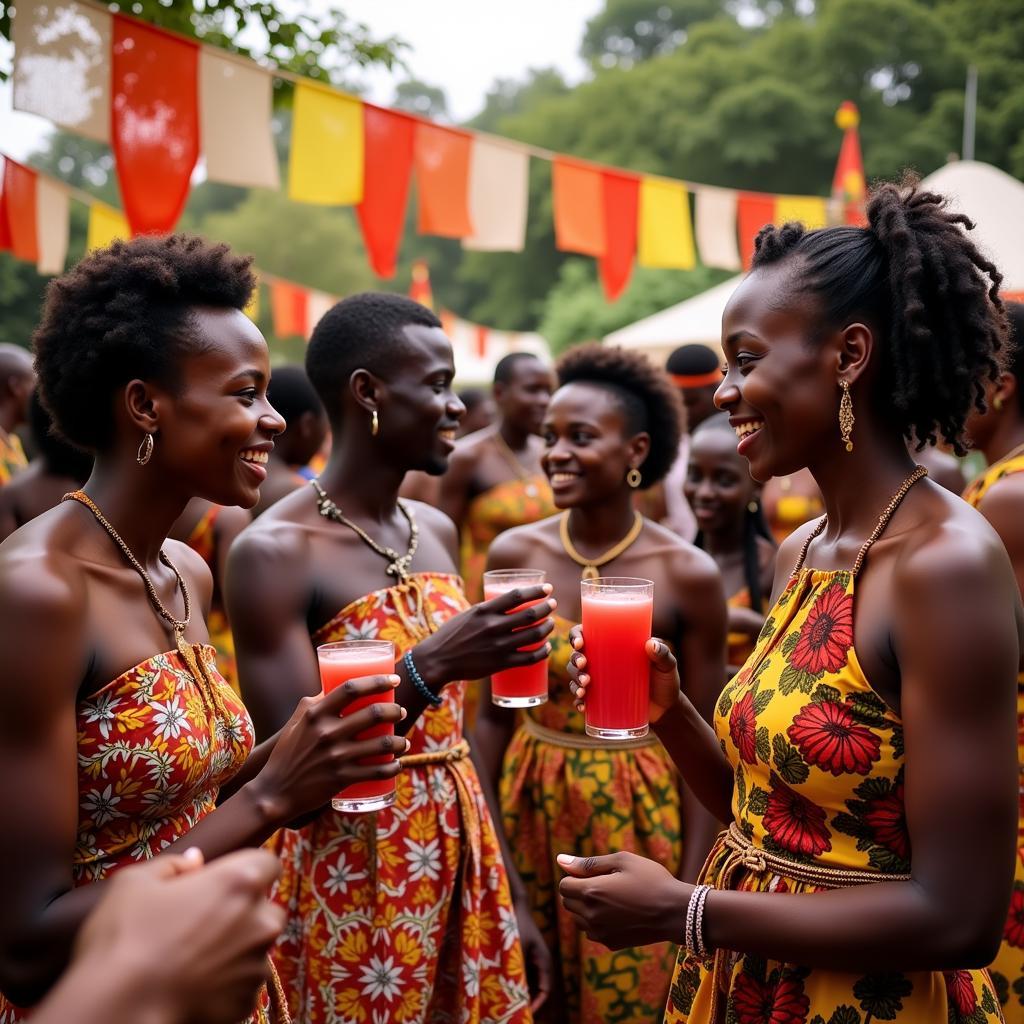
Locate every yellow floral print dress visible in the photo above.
<box><xmin>502</xmin><ymin>616</ymin><xmax>682</xmax><ymax>1024</ymax></box>
<box><xmin>268</xmin><ymin>573</ymin><xmax>533</xmax><ymax>1024</ymax></box>
<box><xmin>666</xmin><ymin>528</ymin><xmax>1004</xmax><ymax>1023</ymax></box>
<box><xmin>0</xmin><ymin>431</ymin><xmax>26</xmax><ymax>486</ymax></box>
<box><xmin>965</xmin><ymin>451</ymin><xmax>1024</xmax><ymax>1020</ymax></box>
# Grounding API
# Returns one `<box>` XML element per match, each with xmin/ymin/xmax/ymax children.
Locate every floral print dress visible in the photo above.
<box><xmin>965</xmin><ymin>451</ymin><xmax>1024</xmax><ymax>1021</ymax></box>
<box><xmin>268</xmin><ymin>573</ymin><xmax>533</xmax><ymax>1024</ymax></box>
<box><xmin>665</xmin><ymin>550</ymin><xmax>1003</xmax><ymax>1024</ymax></box>
<box><xmin>502</xmin><ymin>616</ymin><xmax>683</xmax><ymax>1024</ymax></box>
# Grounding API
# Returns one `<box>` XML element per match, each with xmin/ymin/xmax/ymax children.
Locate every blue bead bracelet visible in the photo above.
<box><xmin>404</xmin><ymin>650</ymin><xmax>442</xmax><ymax>706</ymax></box>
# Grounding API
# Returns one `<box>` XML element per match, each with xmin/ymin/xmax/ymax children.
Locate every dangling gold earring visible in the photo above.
<box><xmin>371</xmin><ymin>410</ymin><xmax>380</xmax><ymax>437</ymax></box>
<box><xmin>838</xmin><ymin>380</ymin><xmax>855</xmax><ymax>453</ymax></box>
<box><xmin>994</xmin><ymin>396</ymin><xmax>1004</xmax><ymax>411</ymax></box>
<box><xmin>137</xmin><ymin>433</ymin><xmax>154</xmax><ymax>466</ymax></box>
<box><xmin>626</xmin><ymin>467</ymin><xmax>642</xmax><ymax>489</ymax></box>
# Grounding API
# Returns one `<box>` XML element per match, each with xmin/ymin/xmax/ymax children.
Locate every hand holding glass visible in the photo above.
<box><xmin>483</xmin><ymin>568</ymin><xmax>550</xmax><ymax>708</ymax></box>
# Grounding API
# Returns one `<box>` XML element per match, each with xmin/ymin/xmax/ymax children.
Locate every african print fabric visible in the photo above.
<box><xmin>268</xmin><ymin>573</ymin><xmax>533</xmax><ymax>1024</ymax></box>
<box><xmin>665</xmin><ymin>566</ymin><xmax>1003</xmax><ymax>1024</ymax></box>
<box><xmin>727</xmin><ymin>588</ymin><xmax>756</xmax><ymax>672</ymax></box>
<box><xmin>0</xmin><ymin>432</ymin><xmax>26</xmax><ymax>487</ymax></box>
<box><xmin>501</xmin><ymin>616</ymin><xmax>682</xmax><ymax>1024</ymax></box>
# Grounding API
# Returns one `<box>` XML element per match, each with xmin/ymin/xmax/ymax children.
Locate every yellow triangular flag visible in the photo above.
<box><xmin>774</xmin><ymin>195</ymin><xmax>829</xmax><ymax>229</ymax></box>
<box><xmin>638</xmin><ymin>178</ymin><xmax>696</xmax><ymax>270</ymax></box>
<box><xmin>86</xmin><ymin>202</ymin><xmax>130</xmax><ymax>251</ymax></box>
<box><xmin>288</xmin><ymin>82</ymin><xmax>363</xmax><ymax>205</ymax></box>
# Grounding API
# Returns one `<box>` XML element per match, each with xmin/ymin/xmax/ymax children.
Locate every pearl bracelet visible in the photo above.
<box><xmin>404</xmin><ymin>650</ymin><xmax>442</xmax><ymax>707</ymax></box>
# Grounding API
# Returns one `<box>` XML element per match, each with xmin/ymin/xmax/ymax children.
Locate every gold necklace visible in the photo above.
<box><xmin>793</xmin><ymin>465</ymin><xmax>928</xmax><ymax>579</ymax></box>
<box><xmin>559</xmin><ymin>510</ymin><xmax>645</xmax><ymax>581</ymax></box>
<box><xmin>492</xmin><ymin>431</ymin><xmax>540</xmax><ymax>498</ymax></box>
<box><xmin>312</xmin><ymin>479</ymin><xmax>419</xmax><ymax>582</ymax></box>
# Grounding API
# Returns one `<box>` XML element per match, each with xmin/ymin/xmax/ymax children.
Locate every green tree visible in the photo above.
<box><xmin>581</xmin><ymin>0</ymin><xmax>722</xmax><ymax>67</ymax></box>
<box><xmin>392</xmin><ymin>79</ymin><xmax>450</xmax><ymax>121</ymax></box>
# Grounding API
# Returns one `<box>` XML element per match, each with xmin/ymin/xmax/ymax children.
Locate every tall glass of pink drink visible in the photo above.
<box><xmin>483</xmin><ymin>569</ymin><xmax>549</xmax><ymax>708</ymax></box>
<box><xmin>580</xmin><ymin>577</ymin><xmax>654</xmax><ymax>739</ymax></box>
<box><xmin>317</xmin><ymin>639</ymin><xmax>397</xmax><ymax>813</ymax></box>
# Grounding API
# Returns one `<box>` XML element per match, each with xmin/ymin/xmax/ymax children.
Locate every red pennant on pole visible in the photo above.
<box><xmin>356</xmin><ymin>105</ymin><xmax>416</xmax><ymax>278</ymax></box>
<box><xmin>111</xmin><ymin>16</ymin><xmax>199</xmax><ymax>235</ymax></box>
<box><xmin>598</xmin><ymin>171</ymin><xmax>639</xmax><ymax>302</ymax></box>
<box><xmin>832</xmin><ymin>101</ymin><xmax>867</xmax><ymax>227</ymax></box>
<box><xmin>737</xmin><ymin>194</ymin><xmax>776</xmax><ymax>271</ymax></box>
<box><xmin>0</xmin><ymin>159</ymin><xmax>39</xmax><ymax>263</ymax></box>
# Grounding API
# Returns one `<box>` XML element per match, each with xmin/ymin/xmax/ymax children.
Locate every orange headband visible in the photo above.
<box><xmin>670</xmin><ymin>370</ymin><xmax>723</xmax><ymax>389</ymax></box>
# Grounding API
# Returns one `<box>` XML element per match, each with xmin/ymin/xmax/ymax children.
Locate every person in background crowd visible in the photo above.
<box><xmin>561</xmin><ymin>177</ymin><xmax>1019</xmax><ymax>1024</ymax></box>
<box><xmin>250</xmin><ymin>364</ymin><xmax>328</xmax><ymax>517</ymax></box>
<box><xmin>0</xmin><ymin>344</ymin><xmax>35</xmax><ymax>485</ymax></box>
<box><xmin>440</xmin><ymin>351</ymin><xmax>556</xmax><ymax>603</ymax></box>
<box><xmin>963</xmin><ymin>300</ymin><xmax>1024</xmax><ymax>1020</ymax></box>
<box><xmin>761</xmin><ymin>466</ymin><xmax>825</xmax><ymax>542</ymax></box>
<box><xmin>914</xmin><ymin>441</ymin><xmax>967</xmax><ymax>493</ymax></box>
<box><xmin>226</xmin><ymin>293</ymin><xmax>554</xmax><ymax>1024</ymax></box>
<box><xmin>457</xmin><ymin>385</ymin><xmax>497</xmax><ymax>437</ymax></box>
<box><xmin>0</xmin><ymin>390</ymin><xmax>92</xmax><ymax>542</ymax></box>
<box><xmin>31</xmin><ymin>849</ymin><xmax>285</xmax><ymax>1024</ymax></box>
<box><xmin>656</xmin><ymin>344</ymin><xmax>723</xmax><ymax>541</ymax></box>
<box><xmin>0</xmin><ymin>237</ymin><xmax>407</xmax><ymax>1023</ymax></box>
<box><xmin>475</xmin><ymin>343</ymin><xmax>727</xmax><ymax>1024</ymax></box>
<box><xmin>685</xmin><ymin>413</ymin><xmax>776</xmax><ymax>674</ymax></box>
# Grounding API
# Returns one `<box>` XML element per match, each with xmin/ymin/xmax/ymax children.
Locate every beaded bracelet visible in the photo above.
<box><xmin>685</xmin><ymin>884</ymin><xmax>713</xmax><ymax>959</ymax></box>
<box><xmin>404</xmin><ymin>650</ymin><xmax>442</xmax><ymax>707</ymax></box>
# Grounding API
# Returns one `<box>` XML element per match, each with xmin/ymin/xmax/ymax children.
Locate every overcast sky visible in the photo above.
<box><xmin>0</xmin><ymin>0</ymin><xmax>602</xmax><ymax>160</ymax></box>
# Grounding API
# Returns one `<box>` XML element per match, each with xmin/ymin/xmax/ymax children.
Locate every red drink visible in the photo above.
<box><xmin>580</xmin><ymin>577</ymin><xmax>654</xmax><ymax>739</ymax></box>
<box><xmin>483</xmin><ymin>569</ymin><xmax>549</xmax><ymax>708</ymax></box>
<box><xmin>317</xmin><ymin>639</ymin><xmax>397</xmax><ymax>813</ymax></box>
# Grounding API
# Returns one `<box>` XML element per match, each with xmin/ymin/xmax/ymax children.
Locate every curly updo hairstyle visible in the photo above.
<box><xmin>33</xmin><ymin>234</ymin><xmax>256</xmax><ymax>453</ymax></box>
<box><xmin>555</xmin><ymin>343</ymin><xmax>683</xmax><ymax>489</ymax></box>
<box><xmin>751</xmin><ymin>172</ymin><xmax>1009</xmax><ymax>454</ymax></box>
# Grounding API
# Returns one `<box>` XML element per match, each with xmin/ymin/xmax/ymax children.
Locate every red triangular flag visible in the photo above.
<box><xmin>598</xmin><ymin>171</ymin><xmax>640</xmax><ymax>302</ymax></box>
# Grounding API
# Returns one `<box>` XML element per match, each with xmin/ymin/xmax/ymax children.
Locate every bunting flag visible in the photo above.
<box><xmin>0</xmin><ymin>160</ymin><xmax>40</xmax><ymax>263</ymax></box>
<box><xmin>111</xmin><ymin>16</ymin><xmax>199</xmax><ymax>235</ymax></box>
<box><xmin>35</xmin><ymin>177</ymin><xmax>70</xmax><ymax>275</ymax></box>
<box><xmin>414</xmin><ymin>124</ymin><xmax>473</xmax><ymax>238</ymax></box>
<box><xmin>833</xmin><ymin>101</ymin><xmax>868</xmax><ymax>227</ymax></box>
<box><xmin>637</xmin><ymin>177</ymin><xmax>696</xmax><ymax>270</ymax></box>
<box><xmin>598</xmin><ymin>171</ymin><xmax>640</xmax><ymax>301</ymax></box>
<box><xmin>86</xmin><ymin>202</ymin><xmax>131</xmax><ymax>251</ymax></box>
<box><xmin>289</xmin><ymin>83</ymin><xmax>363</xmax><ymax>205</ymax></box>
<box><xmin>306</xmin><ymin>290</ymin><xmax>336</xmax><ymax>339</ymax></box>
<box><xmin>356</xmin><ymin>105</ymin><xmax>416</xmax><ymax>278</ymax></box>
<box><xmin>737</xmin><ymin>193</ymin><xmax>776</xmax><ymax>270</ymax></box>
<box><xmin>695</xmin><ymin>187</ymin><xmax>741</xmax><ymax>271</ymax></box>
<box><xmin>12</xmin><ymin>0</ymin><xmax>112</xmax><ymax>143</ymax></box>
<box><xmin>409</xmin><ymin>260</ymin><xmax>434</xmax><ymax>309</ymax></box>
<box><xmin>552</xmin><ymin>158</ymin><xmax>606</xmax><ymax>257</ymax></box>
<box><xmin>463</xmin><ymin>138</ymin><xmax>530</xmax><ymax>252</ymax></box>
<box><xmin>270</xmin><ymin>279</ymin><xmax>309</xmax><ymax>338</ymax></box>
<box><xmin>775</xmin><ymin>195</ymin><xmax>829</xmax><ymax>229</ymax></box>
<box><xmin>199</xmin><ymin>51</ymin><xmax>279</xmax><ymax>191</ymax></box>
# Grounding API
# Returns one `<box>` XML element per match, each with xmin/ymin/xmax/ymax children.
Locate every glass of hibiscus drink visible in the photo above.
<box><xmin>317</xmin><ymin>639</ymin><xmax>397</xmax><ymax>813</ymax></box>
<box><xmin>483</xmin><ymin>569</ymin><xmax>550</xmax><ymax>708</ymax></box>
<box><xmin>580</xmin><ymin>577</ymin><xmax>654</xmax><ymax>739</ymax></box>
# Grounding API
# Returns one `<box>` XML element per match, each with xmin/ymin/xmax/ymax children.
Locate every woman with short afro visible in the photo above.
<box><xmin>476</xmin><ymin>343</ymin><xmax>727</xmax><ymax>1024</ymax></box>
<box><xmin>0</xmin><ymin>235</ymin><xmax>410</xmax><ymax>1022</ymax></box>
<box><xmin>561</xmin><ymin>175</ymin><xmax>1019</xmax><ymax>1023</ymax></box>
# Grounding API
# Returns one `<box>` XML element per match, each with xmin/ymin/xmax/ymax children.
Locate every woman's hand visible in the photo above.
<box><xmin>557</xmin><ymin>851</ymin><xmax>689</xmax><ymax>950</ymax></box>
<box><xmin>567</xmin><ymin>629</ymin><xmax>682</xmax><ymax>724</ymax></box>
<box><xmin>513</xmin><ymin>894</ymin><xmax>553</xmax><ymax>1013</ymax></box>
<box><xmin>251</xmin><ymin>674</ymin><xmax>409</xmax><ymax>824</ymax></box>
<box><xmin>415</xmin><ymin>585</ymin><xmax>556</xmax><ymax>685</ymax></box>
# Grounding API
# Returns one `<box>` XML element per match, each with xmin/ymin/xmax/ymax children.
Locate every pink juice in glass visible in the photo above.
<box><xmin>483</xmin><ymin>568</ymin><xmax>549</xmax><ymax>708</ymax></box>
<box><xmin>317</xmin><ymin>639</ymin><xmax>396</xmax><ymax>813</ymax></box>
<box><xmin>580</xmin><ymin>577</ymin><xmax>654</xmax><ymax>739</ymax></box>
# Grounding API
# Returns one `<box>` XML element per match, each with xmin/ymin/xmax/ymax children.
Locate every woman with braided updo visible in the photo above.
<box><xmin>560</xmin><ymin>175</ymin><xmax>1020</xmax><ymax>1024</ymax></box>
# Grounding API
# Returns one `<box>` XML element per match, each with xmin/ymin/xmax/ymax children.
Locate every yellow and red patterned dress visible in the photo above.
<box><xmin>502</xmin><ymin>616</ymin><xmax>682</xmax><ymax>1024</ymax></box>
<box><xmin>965</xmin><ymin>450</ymin><xmax>1024</xmax><ymax>1020</ymax></box>
<box><xmin>665</xmin><ymin>539</ymin><xmax>1003</xmax><ymax>1022</ymax></box>
<box><xmin>0</xmin><ymin>645</ymin><xmax>275</xmax><ymax>1023</ymax></box>
<box><xmin>0</xmin><ymin>431</ymin><xmax>26</xmax><ymax>486</ymax></box>
<box><xmin>268</xmin><ymin>572</ymin><xmax>533</xmax><ymax>1024</ymax></box>
<box><xmin>183</xmin><ymin>504</ymin><xmax>239</xmax><ymax>694</ymax></box>
<box><xmin>726</xmin><ymin>588</ymin><xmax>758</xmax><ymax>671</ymax></box>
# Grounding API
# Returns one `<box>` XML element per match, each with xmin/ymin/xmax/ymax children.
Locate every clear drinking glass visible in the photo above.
<box><xmin>483</xmin><ymin>568</ymin><xmax>550</xmax><ymax>708</ymax></box>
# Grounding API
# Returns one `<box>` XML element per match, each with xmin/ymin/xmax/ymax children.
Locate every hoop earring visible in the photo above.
<box><xmin>838</xmin><ymin>379</ymin><xmax>854</xmax><ymax>453</ymax></box>
<box><xmin>626</xmin><ymin>467</ymin><xmax>642</xmax><ymax>489</ymax></box>
<box><xmin>371</xmin><ymin>410</ymin><xmax>380</xmax><ymax>437</ymax></box>
<box><xmin>136</xmin><ymin>433</ymin><xmax>154</xmax><ymax>466</ymax></box>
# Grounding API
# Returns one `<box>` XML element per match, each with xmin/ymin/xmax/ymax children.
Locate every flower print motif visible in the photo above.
<box><xmin>731</xmin><ymin>968</ymin><xmax>810</xmax><ymax>1024</ymax></box>
<box><xmin>345</xmin><ymin>620</ymin><xmax>379</xmax><ymax>640</ymax></box>
<box><xmin>787</xmin><ymin>701</ymin><xmax>881</xmax><ymax>776</ymax></box>
<box><xmin>150</xmin><ymin>697</ymin><xmax>190</xmax><ymax>740</ymax></box>
<box><xmin>462</xmin><ymin>956</ymin><xmax>481</xmax><ymax>999</ymax></box>
<box><xmin>358</xmin><ymin>954</ymin><xmax>403</xmax><ymax>1002</ymax></box>
<box><xmin>1005</xmin><ymin>885</ymin><xmax>1024</xmax><ymax>948</ymax></box>
<box><xmin>944</xmin><ymin>970</ymin><xmax>977</xmax><ymax>1017</ymax></box>
<box><xmin>81</xmin><ymin>692</ymin><xmax>120</xmax><ymax>740</ymax></box>
<box><xmin>404</xmin><ymin>836</ymin><xmax>442</xmax><ymax>881</ymax></box>
<box><xmin>862</xmin><ymin>783</ymin><xmax>909</xmax><ymax>861</ymax></box>
<box><xmin>730</xmin><ymin>691</ymin><xmax>758</xmax><ymax>764</ymax></box>
<box><xmin>81</xmin><ymin>784</ymin><xmax>123</xmax><ymax>827</ymax></box>
<box><xmin>324</xmin><ymin>853</ymin><xmax>369</xmax><ymax>897</ymax></box>
<box><xmin>787</xmin><ymin>583</ymin><xmax>853</xmax><ymax>676</ymax></box>
<box><xmin>498</xmin><ymin>904</ymin><xmax>520</xmax><ymax>951</ymax></box>
<box><xmin>853</xmin><ymin>972</ymin><xmax>914</xmax><ymax>1019</ymax></box>
<box><xmin>762</xmin><ymin>779</ymin><xmax>831</xmax><ymax>857</ymax></box>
